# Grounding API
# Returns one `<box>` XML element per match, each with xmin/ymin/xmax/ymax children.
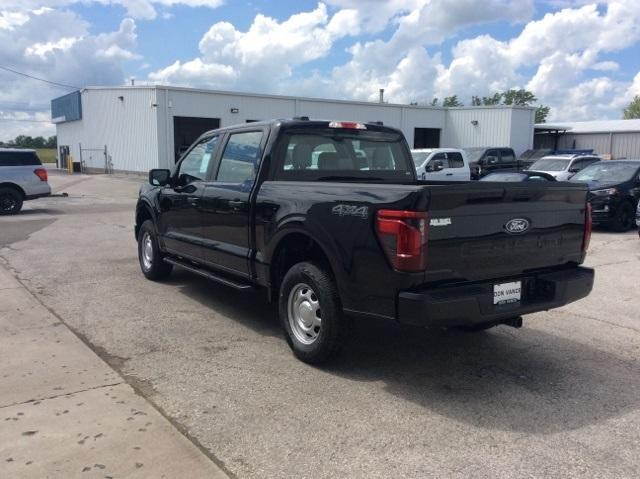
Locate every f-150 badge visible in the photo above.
<box><xmin>332</xmin><ymin>204</ymin><xmax>368</xmax><ymax>219</ymax></box>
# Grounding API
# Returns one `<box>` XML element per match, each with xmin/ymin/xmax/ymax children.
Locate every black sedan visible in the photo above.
<box><xmin>570</xmin><ymin>160</ymin><xmax>640</xmax><ymax>232</ymax></box>
<box><xmin>479</xmin><ymin>171</ymin><xmax>557</xmax><ymax>182</ymax></box>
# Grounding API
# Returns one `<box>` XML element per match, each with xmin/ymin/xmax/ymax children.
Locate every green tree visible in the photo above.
<box><xmin>45</xmin><ymin>136</ymin><xmax>57</xmax><ymax>148</ymax></box>
<box><xmin>471</xmin><ymin>95</ymin><xmax>482</xmax><ymax>106</ymax></box>
<box><xmin>482</xmin><ymin>92</ymin><xmax>503</xmax><ymax>105</ymax></box>
<box><xmin>535</xmin><ymin>105</ymin><xmax>550</xmax><ymax>123</ymax></box>
<box><xmin>623</xmin><ymin>95</ymin><xmax>640</xmax><ymax>119</ymax></box>
<box><xmin>502</xmin><ymin>89</ymin><xmax>537</xmax><ymax>106</ymax></box>
<box><xmin>430</xmin><ymin>97</ymin><xmax>439</xmax><ymax>106</ymax></box>
<box><xmin>443</xmin><ymin>95</ymin><xmax>463</xmax><ymax>107</ymax></box>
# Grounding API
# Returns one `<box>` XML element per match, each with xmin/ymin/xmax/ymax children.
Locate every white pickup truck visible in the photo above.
<box><xmin>411</xmin><ymin>148</ymin><xmax>471</xmax><ymax>181</ymax></box>
<box><xmin>0</xmin><ymin>148</ymin><xmax>51</xmax><ymax>215</ymax></box>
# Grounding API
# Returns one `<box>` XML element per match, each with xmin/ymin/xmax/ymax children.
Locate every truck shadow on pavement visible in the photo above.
<box><xmin>329</xmin><ymin>317</ymin><xmax>640</xmax><ymax>435</ymax></box>
<box><xmin>171</xmin><ymin>271</ymin><xmax>639</xmax><ymax>436</ymax></box>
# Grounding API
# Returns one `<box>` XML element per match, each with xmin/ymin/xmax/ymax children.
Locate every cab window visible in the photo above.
<box><xmin>500</xmin><ymin>149</ymin><xmax>515</xmax><ymax>164</ymax></box>
<box><xmin>446</xmin><ymin>152</ymin><xmax>464</xmax><ymax>168</ymax></box>
<box><xmin>177</xmin><ymin>136</ymin><xmax>219</xmax><ymax>185</ymax></box>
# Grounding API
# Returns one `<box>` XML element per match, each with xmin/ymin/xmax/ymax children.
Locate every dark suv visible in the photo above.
<box><xmin>464</xmin><ymin>147</ymin><xmax>529</xmax><ymax>179</ymax></box>
<box><xmin>570</xmin><ymin>160</ymin><xmax>640</xmax><ymax>231</ymax></box>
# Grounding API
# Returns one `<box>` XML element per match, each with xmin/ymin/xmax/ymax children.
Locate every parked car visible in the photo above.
<box><xmin>0</xmin><ymin>148</ymin><xmax>51</xmax><ymax>215</ymax></box>
<box><xmin>527</xmin><ymin>154</ymin><xmax>601</xmax><ymax>181</ymax></box>
<box><xmin>411</xmin><ymin>148</ymin><xmax>470</xmax><ymax>181</ymax></box>
<box><xmin>135</xmin><ymin>118</ymin><xmax>594</xmax><ymax>364</ymax></box>
<box><xmin>570</xmin><ymin>160</ymin><xmax>640</xmax><ymax>231</ymax></box>
<box><xmin>480</xmin><ymin>171</ymin><xmax>557</xmax><ymax>182</ymax></box>
<box><xmin>636</xmin><ymin>201</ymin><xmax>640</xmax><ymax>236</ymax></box>
<box><xmin>463</xmin><ymin>147</ymin><xmax>527</xmax><ymax>179</ymax></box>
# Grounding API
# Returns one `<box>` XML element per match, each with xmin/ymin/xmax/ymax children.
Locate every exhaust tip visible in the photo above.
<box><xmin>503</xmin><ymin>316</ymin><xmax>523</xmax><ymax>328</ymax></box>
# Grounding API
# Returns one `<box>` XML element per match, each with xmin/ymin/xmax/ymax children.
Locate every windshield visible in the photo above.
<box><xmin>571</xmin><ymin>162</ymin><xmax>639</xmax><ymax>183</ymax></box>
<box><xmin>276</xmin><ymin>128</ymin><xmax>415</xmax><ymax>182</ymax></box>
<box><xmin>530</xmin><ymin>158</ymin><xmax>570</xmax><ymax>171</ymax></box>
<box><xmin>462</xmin><ymin>148</ymin><xmax>486</xmax><ymax>163</ymax></box>
<box><xmin>411</xmin><ymin>152</ymin><xmax>430</xmax><ymax>166</ymax></box>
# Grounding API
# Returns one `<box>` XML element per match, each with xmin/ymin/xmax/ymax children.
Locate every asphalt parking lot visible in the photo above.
<box><xmin>1</xmin><ymin>172</ymin><xmax>639</xmax><ymax>479</ymax></box>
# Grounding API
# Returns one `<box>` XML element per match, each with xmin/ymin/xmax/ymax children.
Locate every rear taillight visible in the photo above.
<box><xmin>582</xmin><ymin>202</ymin><xmax>592</xmax><ymax>253</ymax></box>
<box><xmin>376</xmin><ymin>210</ymin><xmax>429</xmax><ymax>272</ymax></box>
<box><xmin>34</xmin><ymin>168</ymin><xmax>48</xmax><ymax>182</ymax></box>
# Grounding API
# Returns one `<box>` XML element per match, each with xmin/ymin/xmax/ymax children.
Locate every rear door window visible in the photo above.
<box><xmin>446</xmin><ymin>152</ymin><xmax>464</xmax><ymax>168</ymax></box>
<box><xmin>500</xmin><ymin>149</ymin><xmax>515</xmax><ymax>164</ymax></box>
<box><xmin>216</xmin><ymin>131</ymin><xmax>264</xmax><ymax>183</ymax></box>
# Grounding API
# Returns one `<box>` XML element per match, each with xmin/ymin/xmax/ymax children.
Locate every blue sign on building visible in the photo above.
<box><xmin>51</xmin><ymin>90</ymin><xmax>82</xmax><ymax>123</ymax></box>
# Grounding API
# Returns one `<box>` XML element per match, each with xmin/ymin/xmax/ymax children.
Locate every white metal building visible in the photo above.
<box><xmin>52</xmin><ymin>85</ymin><xmax>536</xmax><ymax>174</ymax></box>
<box><xmin>534</xmin><ymin>119</ymin><xmax>640</xmax><ymax>159</ymax></box>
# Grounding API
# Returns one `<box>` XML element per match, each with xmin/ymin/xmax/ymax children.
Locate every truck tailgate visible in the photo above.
<box><xmin>425</xmin><ymin>182</ymin><xmax>588</xmax><ymax>283</ymax></box>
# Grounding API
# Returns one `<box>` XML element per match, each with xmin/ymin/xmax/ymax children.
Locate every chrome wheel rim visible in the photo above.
<box><xmin>287</xmin><ymin>283</ymin><xmax>321</xmax><ymax>345</ymax></box>
<box><xmin>141</xmin><ymin>232</ymin><xmax>153</xmax><ymax>270</ymax></box>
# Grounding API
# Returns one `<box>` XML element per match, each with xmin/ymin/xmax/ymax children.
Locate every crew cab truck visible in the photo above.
<box><xmin>135</xmin><ymin>119</ymin><xmax>594</xmax><ymax>364</ymax></box>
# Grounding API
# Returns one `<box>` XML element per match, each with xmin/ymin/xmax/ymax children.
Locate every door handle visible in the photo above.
<box><xmin>189</xmin><ymin>197</ymin><xmax>200</xmax><ymax>207</ymax></box>
<box><xmin>445</xmin><ymin>173</ymin><xmax>453</xmax><ymax>176</ymax></box>
<box><xmin>228</xmin><ymin>199</ymin><xmax>244</xmax><ymax>209</ymax></box>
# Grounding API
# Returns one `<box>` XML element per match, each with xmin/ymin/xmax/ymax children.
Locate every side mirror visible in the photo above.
<box><xmin>149</xmin><ymin>169</ymin><xmax>171</xmax><ymax>186</ymax></box>
<box><xmin>568</xmin><ymin>167</ymin><xmax>580</xmax><ymax>173</ymax></box>
<box><xmin>487</xmin><ymin>156</ymin><xmax>498</xmax><ymax>165</ymax></box>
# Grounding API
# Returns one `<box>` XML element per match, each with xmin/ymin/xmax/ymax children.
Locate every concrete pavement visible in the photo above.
<box><xmin>0</xmin><ymin>264</ymin><xmax>228</xmax><ymax>479</ymax></box>
<box><xmin>2</xmin><ymin>173</ymin><xmax>640</xmax><ymax>478</ymax></box>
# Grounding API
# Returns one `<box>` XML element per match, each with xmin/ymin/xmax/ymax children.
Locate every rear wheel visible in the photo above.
<box><xmin>610</xmin><ymin>201</ymin><xmax>635</xmax><ymax>232</ymax></box>
<box><xmin>0</xmin><ymin>187</ymin><xmax>23</xmax><ymax>215</ymax></box>
<box><xmin>137</xmin><ymin>220</ymin><xmax>173</xmax><ymax>280</ymax></box>
<box><xmin>279</xmin><ymin>262</ymin><xmax>347</xmax><ymax>364</ymax></box>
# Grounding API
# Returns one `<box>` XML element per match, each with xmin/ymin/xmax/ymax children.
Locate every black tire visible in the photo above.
<box><xmin>279</xmin><ymin>262</ymin><xmax>347</xmax><ymax>364</ymax></box>
<box><xmin>137</xmin><ymin>220</ymin><xmax>173</xmax><ymax>280</ymax></box>
<box><xmin>610</xmin><ymin>201</ymin><xmax>635</xmax><ymax>232</ymax></box>
<box><xmin>0</xmin><ymin>187</ymin><xmax>23</xmax><ymax>215</ymax></box>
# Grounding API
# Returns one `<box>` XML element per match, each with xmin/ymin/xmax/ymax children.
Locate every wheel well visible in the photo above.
<box><xmin>270</xmin><ymin>233</ymin><xmax>334</xmax><ymax>299</ymax></box>
<box><xmin>0</xmin><ymin>183</ymin><xmax>26</xmax><ymax>199</ymax></box>
<box><xmin>135</xmin><ymin>205</ymin><xmax>153</xmax><ymax>239</ymax></box>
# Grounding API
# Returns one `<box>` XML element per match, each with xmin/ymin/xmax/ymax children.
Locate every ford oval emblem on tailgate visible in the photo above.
<box><xmin>504</xmin><ymin>218</ymin><xmax>530</xmax><ymax>234</ymax></box>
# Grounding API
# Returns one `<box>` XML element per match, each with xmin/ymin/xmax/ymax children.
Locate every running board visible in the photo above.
<box><xmin>163</xmin><ymin>257</ymin><xmax>253</xmax><ymax>290</ymax></box>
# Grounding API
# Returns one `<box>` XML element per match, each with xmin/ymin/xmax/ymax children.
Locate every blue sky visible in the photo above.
<box><xmin>1</xmin><ymin>0</ymin><xmax>639</xmax><ymax>139</ymax></box>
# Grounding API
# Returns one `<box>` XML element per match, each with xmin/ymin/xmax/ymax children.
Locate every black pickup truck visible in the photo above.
<box><xmin>135</xmin><ymin>119</ymin><xmax>594</xmax><ymax>364</ymax></box>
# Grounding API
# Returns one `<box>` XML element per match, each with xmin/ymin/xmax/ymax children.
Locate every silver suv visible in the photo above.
<box><xmin>0</xmin><ymin>148</ymin><xmax>51</xmax><ymax>215</ymax></box>
<box><xmin>527</xmin><ymin>154</ymin><xmax>601</xmax><ymax>181</ymax></box>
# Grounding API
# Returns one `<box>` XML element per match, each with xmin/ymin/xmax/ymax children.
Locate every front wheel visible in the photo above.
<box><xmin>279</xmin><ymin>262</ymin><xmax>347</xmax><ymax>364</ymax></box>
<box><xmin>0</xmin><ymin>187</ymin><xmax>23</xmax><ymax>215</ymax></box>
<box><xmin>137</xmin><ymin>220</ymin><xmax>173</xmax><ymax>280</ymax></box>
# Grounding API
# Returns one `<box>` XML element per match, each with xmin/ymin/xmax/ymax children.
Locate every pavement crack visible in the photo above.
<box><xmin>0</xmin><ymin>382</ymin><xmax>124</xmax><ymax>410</ymax></box>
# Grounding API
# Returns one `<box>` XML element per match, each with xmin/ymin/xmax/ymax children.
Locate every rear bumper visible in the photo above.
<box><xmin>397</xmin><ymin>266</ymin><xmax>594</xmax><ymax>328</ymax></box>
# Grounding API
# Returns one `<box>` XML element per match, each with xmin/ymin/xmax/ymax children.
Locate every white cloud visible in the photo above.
<box><xmin>150</xmin><ymin>3</ymin><xmax>355</xmax><ymax>91</ymax></box>
<box><xmin>0</xmin><ymin>10</ymin><xmax>139</xmax><ymax>140</ymax></box>
<box><xmin>0</xmin><ymin>0</ymin><xmax>224</xmax><ymax>20</ymax></box>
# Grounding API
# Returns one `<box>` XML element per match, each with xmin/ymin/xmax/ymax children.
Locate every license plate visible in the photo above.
<box><xmin>493</xmin><ymin>281</ymin><xmax>521</xmax><ymax>305</ymax></box>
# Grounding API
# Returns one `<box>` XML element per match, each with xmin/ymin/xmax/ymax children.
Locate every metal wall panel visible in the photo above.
<box><xmin>56</xmin><ymin>88</ymin><xmax>160</xmax><ymax>172</ymax></box>
<box><xmin>56</xmin><ymin>86</ymin><xmax>537</xmax><ymax>172</ymax></box>
<box><xmin>612</xmin><ymin>133</ymin><xmax>640</xmax><ymax>159</ymax></box>
<box><xmin>444</xmin><ymin>108</ymin><xmax>517</xmax><ymax>151</ymax></box>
